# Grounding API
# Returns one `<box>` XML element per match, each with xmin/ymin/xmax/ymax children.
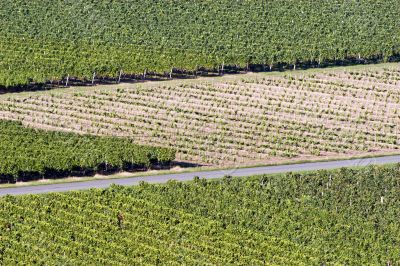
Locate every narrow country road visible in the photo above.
<box><xmin>1</xmin><ymin>155</ymin><xmax>400</xmax><ymax>196</ymax></box>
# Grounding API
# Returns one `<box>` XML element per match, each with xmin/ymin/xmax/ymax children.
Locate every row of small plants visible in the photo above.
<box><xmin>1</xmin><ymin>67</ymin><xmax>398</xmax><ymax>165</ymax></box>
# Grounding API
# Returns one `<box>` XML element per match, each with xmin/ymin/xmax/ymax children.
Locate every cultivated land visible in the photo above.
<box><xmin>1</xmin><ymin>63</ymin><xmax>399</xmax><ymax>167</ymax></box>
<box><xmin>0</xmin><ymin>120</ymin><xmax>175</xmax><ymax>184</ymax></box>
<box><xmin>2</xmin><ymin>1</ymin><xmax>400</xmax><ymax>265</ymax></box>
<box><xmin>1</xmin><ymin>1</ymin><xmax>399</xmax><ymax>87</ymax></box>
<box><xmin>1</xmin><ymin>165</ymin><xmax>399</xmax><ymax>265</ymax></box>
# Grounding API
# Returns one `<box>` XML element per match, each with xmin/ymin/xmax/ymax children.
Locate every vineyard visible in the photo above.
<box><xmin>1</xmin><ymin>165</ymin><xmax>399</xmax><ymax>264</ymax></box>
<box><xmin>0</xmin><ymin>120</ymin><xmax>175</xmax><ymax>183</ymax></box>
<box><xmin>2</xmin><ymin>1</ymin><xmax>400</xmax><ymax>264</ymax></box>
<box><xmin>1</xmin><ymin>0</ymin><xmax>400</xmax><ymax>87</ymax></box>
<box><xmin>1</xmin><ymin>64</ymin><xmax>399</xmax><ymax>166</ymax></box>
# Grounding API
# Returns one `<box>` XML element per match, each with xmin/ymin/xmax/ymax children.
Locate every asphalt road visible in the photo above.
<box><xmin>1</xmin><ymin>155</ymin><xmax>400</xmax><ymax>196</ymax></box>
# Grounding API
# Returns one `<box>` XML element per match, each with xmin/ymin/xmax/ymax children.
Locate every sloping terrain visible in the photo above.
<box><xmin>1</xmin><ymin>64</ymin><xmax>399</xmax><ymax>166</ymax></box>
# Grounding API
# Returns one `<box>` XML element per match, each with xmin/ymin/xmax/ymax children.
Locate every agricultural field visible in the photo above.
<box><xmin>1</xmin><ymin>165</ymin><xmax>399</xmax><ymax>264</ymax></box>
<box><xmin>1</xmin><ymin>64</ymin><xmax>399</xmax><ymax>167</ymax></box>
<box><xmin>0</xmin><ymin>120</ymin><xmax>175</xmax><ymax>183</ymax></box>
<box><xmin>1</xmin><ymin>0</ymin><xmax>400</xmax><ymax>87</ymax></box>
<box><xmin>2</xmin><ymin>1</ymin><xmax>400</xmax><ymax>265</ymax></box>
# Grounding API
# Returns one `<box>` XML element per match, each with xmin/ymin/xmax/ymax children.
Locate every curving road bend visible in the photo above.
<box><xmin>1</xmin><ymin>155</ymin><xmax>400</xmax><ymax>196</ymax></box>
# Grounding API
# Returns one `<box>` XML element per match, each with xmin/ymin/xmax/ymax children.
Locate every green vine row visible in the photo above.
<box><xmin>0</xmin><ymin>120</ymin><xmax>175</xmax><ymax>183</ymax></box>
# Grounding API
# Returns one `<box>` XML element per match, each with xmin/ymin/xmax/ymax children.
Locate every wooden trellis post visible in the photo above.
<box><xmin>118</xmin><ymin>70</ymin><xmax>123</xmax><ymax>83</ymax></box>
<box><xmin>92</xmin><ymin>72</ymin><xmax>96</xmax><ymax>85</ymax></box>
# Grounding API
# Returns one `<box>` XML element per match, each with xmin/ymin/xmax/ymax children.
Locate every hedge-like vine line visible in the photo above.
<box><xmin>0</xmin><ymin>120</ymin><xmax>175</xmax><ymax>183</ymax></box>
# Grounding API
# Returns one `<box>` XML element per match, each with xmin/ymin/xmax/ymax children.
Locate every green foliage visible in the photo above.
<box><xmin>1</xmin><ymin>165</ymin><xmax>399</xmax><ymax>264</ymax></box>
<box><xmin>0</xmin><ymin>120</ymin><xmax>175</xmax><ymax>183</ymax></box>
<box><xmin>1</xmin><ymin>0</ymin><xmax>400</xmax><ymax>87</ymax></box>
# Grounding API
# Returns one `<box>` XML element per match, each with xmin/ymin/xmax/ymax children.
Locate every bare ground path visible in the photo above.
<box><xmin>1</xmin><ymin>154</ymin><xmax>399</xmax><ymax>196</ymax></box>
